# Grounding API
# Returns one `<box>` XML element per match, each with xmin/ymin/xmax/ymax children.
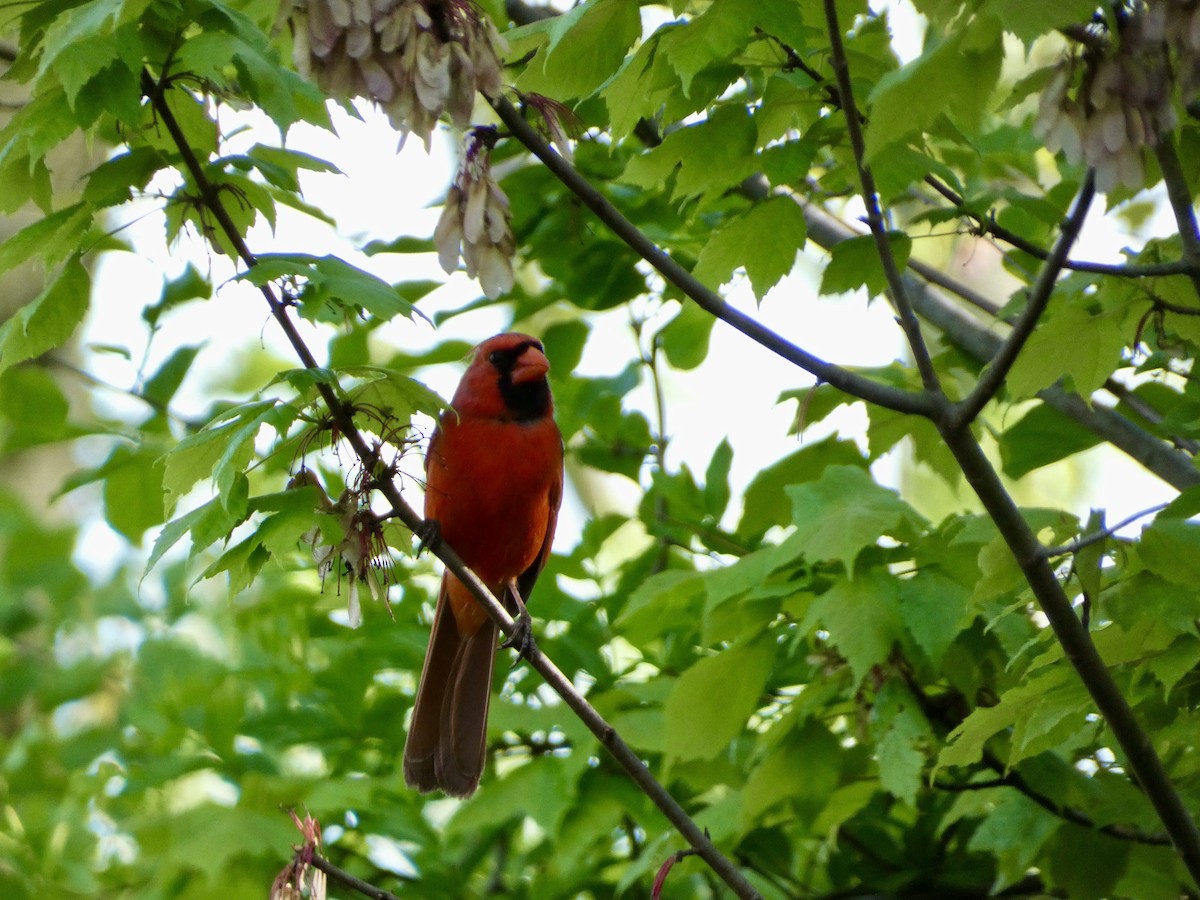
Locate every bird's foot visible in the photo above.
<box><xmin>414</xmin><ymin>519</ymin><xmax>440</xmax><ymax>555</ymax></box>
<box><xmin>499</xmin><ymin>584</ymin><xmax>536</xmax><ymax>664</ymax></box>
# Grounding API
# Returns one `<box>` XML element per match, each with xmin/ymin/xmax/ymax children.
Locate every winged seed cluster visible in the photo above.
<box><xmin>1036</xmin><ymin>1</ymin><xmax>1200</xmax><ymax>191</ymax></box>
<box><xmin>290</xmin><ymin>0</ymin><xmax>505</xmax><ymax>148</ymax></box>
<box><xmin>434</xmin><ymin>127</ymin><xmax>516</xmax><ymax>298</ymax></box>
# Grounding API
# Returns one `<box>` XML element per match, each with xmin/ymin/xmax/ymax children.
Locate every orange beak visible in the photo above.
<box><xmin>510</xmin><ymin>345</ymin><xmax>550</xmax><ymax>384</ymax></box>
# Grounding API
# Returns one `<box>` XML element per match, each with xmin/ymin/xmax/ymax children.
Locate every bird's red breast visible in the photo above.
<box><xmin>423</xmin><ymin>332</ymin><xmax>563</xmax><ymax>635</ymax></box>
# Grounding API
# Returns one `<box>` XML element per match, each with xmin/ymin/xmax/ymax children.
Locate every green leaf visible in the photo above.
<box><xmin>161</xmin><ymin>399</ymin><xmax>292</xmax><ymax>513</ymax></box>
<box><xmin>703</xmin><ymin>438</ymin><xmax>733</xmax><ymax>519</ymax></box>
<box><xmin>659</xmin><ymin>302</ymin><xmax>715</xmax><ymax>370</ymax></box>
<box><xmin>776</xmin><ymin>465</ymin><xmax>925</xmax><ymax>570</ymax></box>
<box><xmin>517</xmin><ymin>0</ymin><xmax>642</xmax><ymax>100</ymax></box>
<box><xmin>742</xmin><ymin>720</ymin><xmax>842</xmax><ymax>828</ymax></box>
<box><xmin>865</xmin><ymin>15</ymin><xmax>1004</xmax><ymax>159</ymax></box>
<box><xmin>82</xmin><ymin>147</ymin><xmax>161</xmax><ymax>207</ymax></box>
<box><xmin>664</xmin><ymin>633</ymin><xmax>774</xmax><ymax>762</ymax></box>
<box><xmin>898</xmin><ymin>570</ymin><xmax>971</xmax><ymax>667</ymax></box>
<box><xmin>239</xmin><ymin>254</ymin><xmax>428</xmax><ymax>324</ymax></box>
<box><xmin>0</xmin><ymin>258</ymin><xmax>89</xmax><ymax>378</ymax></box>
<box><xmin>141</xmin><ymin>345</ymin><xmax>202</xmax><ymax>410</ymax></box>
<box><xmin>804</xmin><ymin>572</ymin><xmax>905</xmax><ymax>685</ymax></box>
<box><xmin>989</xmin><ymin>0</ymin><xmax>1102</xmax><ymax>44</ymax></box>
<box><xmin>872</xmin><ymin>679</ymin><xmax>932</xmax><ymax>806</ymax></box>
<box><xmin>938</xmin><ymin>665</ymin><xmax>1074</xmax><ymax>771</ymax></box>
<box><xmin>1138</xmin><ymin>519</ymin><xmax>1200</xmax><ymax>585</ymax></box>
<box><xmin>998</xmin><ymin>402</ymin><xmax>1103</xmax><ymax>477</ymax></box>
<box><xmin>738</xmin><ymin>436</ymin><xmax>868</xmax><ymax>538</ymax></box>
<box><xmin>0</xmin><ymin>366</ymin><xmax>76</xmax><ymax>451</ymax></box>
<box><xmin>1006</xmin><ymin>301</ymin><xmax>1130</xmax><ymax>400</ymax></box>
<box><xmin>693</xmin><ymin>197</ymin><xmax>807</xmax><ymax>298</ymax></box>
<box><xmin>144</xmin><ymin>264</ymin><xmax>212</xmax><ymax>328</ymax></box>
<box><xmin>819</xmin><ymin>232</ymin><xmax>912</xmax><ymax>297</ymax></box>
<box><xmin>0</xmin><ymin>203</ymin><xmax>91</xmax><ymax>276</ymax></box>
<box><xmin>101</xmin><ymin>445</ymin><xmax>165</xmax><ymax>543</ymax></box>
<box><xmin>965</xmin><ymin>793</ymin><xmax>1060</xmax><ymax>892</ymax></box>
<box><xmin>621</xmin><ymin>105</ymin><xmax>757</xmax><ymax>205</ymax></box>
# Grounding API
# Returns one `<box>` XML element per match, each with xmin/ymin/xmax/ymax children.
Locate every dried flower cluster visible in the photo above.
<box><xmin>434</xmin><ymin>127</ymin><xmax>516</xmax><ymax>298</ymax></box>
<box><xmin>269</xmin><ymin>810</ymin><xmax>327</xmax><ymax>900</ymax></box>
<box><xmin>290</xmin><ymin>0</ymin><xmax>506</xmax><ymax>147</ymax></box>
<box><xmin>291</xmin><ymin>471</ymin><xmax>393</xmax><ymax>628</ymax></box>
<box><xmin>1036</xmin><ymin>6</ymin><xmax>1176</xmax><ymax>191</ymax></box>
<box><xmin>1034</xmin><ymin>1</ymin><xmax>1200</xmax><ymax>191</ymax></box>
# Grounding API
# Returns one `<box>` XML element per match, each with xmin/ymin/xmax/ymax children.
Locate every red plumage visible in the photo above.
<box><xmin>403</xmin><ymin>333</ymin><xmax>563</xmax><ymax>797</ymax></box>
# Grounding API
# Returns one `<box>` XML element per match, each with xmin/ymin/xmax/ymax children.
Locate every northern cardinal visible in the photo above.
<box><xmin>403</xmin><ymin>333</ymin><xmax>563</xmax><ymax>797</ymax></box>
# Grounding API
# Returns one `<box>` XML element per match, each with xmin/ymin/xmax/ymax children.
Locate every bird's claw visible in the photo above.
<box><xmin>415</xmin><ymin>519</ymin><xmax>440</xmax><ymax>555</ymax></box>
<box><xmin>500</xmin><ymin>609</ymin><xmax>536</xmax><ymax>664</ymax></box>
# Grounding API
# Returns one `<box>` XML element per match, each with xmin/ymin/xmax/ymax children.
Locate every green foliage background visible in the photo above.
<box><xmin>1</xmin><ymin>0</ymin><xmax>1199</xmax><ymax>898</ymax></box>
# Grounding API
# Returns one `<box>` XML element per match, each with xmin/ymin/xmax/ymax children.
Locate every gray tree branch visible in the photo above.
<box><xmin>145</xmin><ymin>70</ymin><xmax>764</xmax><ymax>900</ymax></box>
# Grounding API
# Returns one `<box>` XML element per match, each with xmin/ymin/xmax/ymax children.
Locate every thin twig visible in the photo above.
<box><xmin>1041</xmin><ymin>502</ymin><xmax>1170</xmax><ymax>559</ymax></box>
<box><xmin>309</xmin><ymin>854</ymin><xmax>403</xmax><ymax>900</ymax></box>
<box><xmin>1154</xmin><ymin>136</ymin><xmax>1200</xmax><ymax>301</ymax></box>
<box><xmin>936</xmin><ymin>424</ymin><xmax>1200</xmax><ymax>886</ymax></box>
<box><xmin>923</xmin><ymin>174</ymin><xmax>1199</xmax><ymax>279</ymax></box>
<box><xmin>144</xmin><ymin>69</ymin><xmax>763</xmax><ymax>900</ymax></box>
<box><xmin>948</xmin><ymin>171</ymin><xmax>1096</xmax><ymax>429</ymax></box>
<box><xmin>487</xmin><ymin>94</ymin><xmax>935</xmax><ymax>419</ymax></box>
<box><xmin>798</xmin><ymin>195</ymin><xmax>1200</xmax><ymax>490</ymax></box>
<box><xmin>822</xmin><ymin>0</ymin><xmax>942</xmax><ymax>396</ymax></box>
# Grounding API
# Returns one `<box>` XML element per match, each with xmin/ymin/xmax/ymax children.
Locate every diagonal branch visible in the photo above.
<box><xmin>798</xmin><ymin>196</ymin><xmax>1200</xmax><ymax>490</ymax></box>
<box><xmin>487</xmin><ymin>94</ymin><xmax>936</xmax><ymax>419</ymax></box>
<box><xmin>922</xmin><ymin>174</ymin><xmax>1200</xmax><ymax>279</ymax></box>
<box><xmin>1154</xmin><ymin>136</ymin><xmax>1200</xmax><ymax>301</ymax></box>
<box><xmin>310</xmin><ymin>854</ymin><xmax>403</xmax><ymax>900</ymax></box>
<box><xmin>947</xmin><ymin>171</ymin><xmax>1096</xmax><ymax>430</ymax></box>
<box><xmin>144</xmin><ymin>70</ymin><xmax>764</xmax><ymax>900</ymax></box>
<box><xmin>937</xmin><ymin>417</ymin><xmax>1200</xmax><ymax>886</ymax></box>
<box><xmin>822</xmin><ymin>0</ymin><xmax>942</xmax><ymax>396</ymax></box>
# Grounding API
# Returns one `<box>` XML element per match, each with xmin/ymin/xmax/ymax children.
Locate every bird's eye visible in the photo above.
<box><xmin>488</xmin><ymin>350</ymin><xmax>503</xmax><ymax>366</ymax></box>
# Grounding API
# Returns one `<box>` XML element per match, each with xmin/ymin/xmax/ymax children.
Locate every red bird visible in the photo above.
<box><xmin>403</xmin><ymin>333</ymin><xmax>563</xmax><ymax>797</ymax></box>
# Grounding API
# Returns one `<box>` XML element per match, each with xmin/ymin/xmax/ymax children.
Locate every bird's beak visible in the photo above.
<box><xmin>510</xmin><ymin>345</ymin><xmax>550</xmax><ymax>384</ymax></box>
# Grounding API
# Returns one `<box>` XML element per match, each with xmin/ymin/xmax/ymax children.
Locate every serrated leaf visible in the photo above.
<box><xmin>693</xmin><ymin>197</ymin><xmax>807</xmax><ymax>298</ymax></box>
<box><xmin>865</xmin><ymin>16</ymin><xmax>1004</xmax><ymax>159</ymax></box>
<box><xmin>938</xmin><ymin>666</ymin><xmax>1073</xmax><ymax>771</ymax></box>
<box><xmin>776</xmin><ymin>465</ymin><xmax>925</xmax><ymax>570</ymax></box>
<box><xmin>819</xmin><ymin>232</ymin><xmax>912</xmax><ymax>297</ymax></box>
<box><xmin>0</xmin><ymin>258</ymin><xmax>89</xmax><ymax>378</ymax></box>
<box><xmin>898</xmin><ymin>571</ymin><xmax>971</xmax><ymax>667</ymax></box>
<box><xmin>664</xmin><ymin>633</ymin><xmax>773</xmax><ymax>762</ymax></box>
<box><xmin>998</xmin><ymin>402</ymin><xmax>1103</xmax><ymax>477</ymax></box>
<box><xmin>620</xmin><ymin>105</ymin><xmax>757</xmax><ymax>205</ymax></box>
<box><xmin>1006</xmin><ymin>301</ymin><xmax>1130</xmax><ymax>400</ymax></box>
<box><xmin>804</xmin><ymin>572</ymin><xmax>904</xmax><ymax>685</ymax></box>
<box><xmin>239</xmin><ymin>254</ymin><xmax>428</xmax><ymax>324</ymax></box>
<box><xmin>517</xmin><ymin>0</ymin><xmax>641</xmax><ymax>100</ymax></box>
<box><xmin>738</xmin><ymin>436</ymin><xmax>867</xmax><ymax>539</ymax></box>
<box><xmin>1138</xmin><ymin>519</ymin><xmax>1200</xmax><ymax>585</ymax></box>
<box><xmin>0</xmin><ymin>203</ymin><xmax>91</xmax><ymax>276</ymax></box>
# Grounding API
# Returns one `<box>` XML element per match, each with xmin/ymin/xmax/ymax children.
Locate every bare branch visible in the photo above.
<box><xmin>936</xmin><ymin>423</ymin><xmax>1200</xmax><ymax>885</ymax></box>
<box><xmin>822</xmin><ymin>0</ymin><xmax>942</xmax><ymax>395</ymax></box>
<box><xmin>309</xmin><ymin>854</ymin><xmax>403</xmax><ymax>900</ymax></box>
<box><xmin>488</xmin><ymin>94</ymin><xmax>936</xmax><ymax>418</ymax></box>
<box><xmin>1154</xmin><ymin>136</ymin><xmax>1200</xmax><ymax>300</ymax></box>
<box><xmin>923</xmin><ymin>175</ymin><xmax>1200</xmax><ymax>279</ymax></box>
<box><xmin>949</xmin><ymin>171</ymin><xmax>1096</xmax><ymax>429</ymax></box>
<box><xmin>1040</xmin><ymin>502</ymin><xmax>1170</xmax><ymax>559</ymax></box>
<box><xmin>797</xmin><ymin>195</ymin><xmax>1200</xmax><ymax>490</ymax></box>
<box><xmin>144</xmin><ymin>69</ymin><xmax>764</xmax><ymax>900</ymax></box>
